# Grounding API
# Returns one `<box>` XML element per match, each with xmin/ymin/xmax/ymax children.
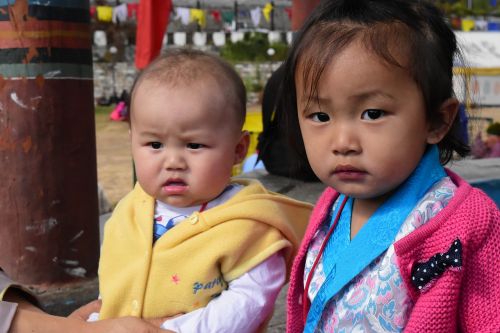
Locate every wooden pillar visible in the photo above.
<box><xmin>292</xmin><ymin>0</ymin><xmax>321</xmax><ymax>30</ymax></box>
<box><xmin>0</xmin><ymin>0</ymin><xmax>99</xmax><ymax>284</ymax></box>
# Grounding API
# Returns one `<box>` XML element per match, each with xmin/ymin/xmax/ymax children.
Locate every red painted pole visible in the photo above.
<box><xmin>292</xmin><ymin>0</ymin><xmax>321</xmax><ymax>31</ymax></box>
<box><xmin>0</xmin><ymin>0</ymin><xmax>99</xmax><ymax>284</ymax></box>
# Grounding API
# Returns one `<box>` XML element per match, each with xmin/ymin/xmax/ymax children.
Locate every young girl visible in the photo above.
<box><xmin>282</xmin><ymin>0</ymin><xmax>500</xmax><ymax>332</ymax></box>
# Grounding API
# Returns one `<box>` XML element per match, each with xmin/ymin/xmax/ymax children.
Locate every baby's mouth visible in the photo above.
<box><xmin>164</xmin><ymin>180</ymin><xmax>186</xmax><ymax>186</ymax></box>
<box><xmin>162</xmin><ymin>179</ymin><xmax>188</xmax><ymax>194</ymax></box>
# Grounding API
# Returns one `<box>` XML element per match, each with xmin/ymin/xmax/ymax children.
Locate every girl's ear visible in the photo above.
<box><xmin>234</xmin><ymin>130</ymin><xmax>250</xmax><ymax>164</ymax></box>
<box><xmin>427</xmin><ymin>97</ymin><xmax>459</xmax><ymax>144</ymax></box>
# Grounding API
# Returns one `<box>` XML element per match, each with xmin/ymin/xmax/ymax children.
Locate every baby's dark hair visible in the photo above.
<box><xmin>281</xmin><ymin>0</ymin><xmax>470</xmax><ymax>165</ymax></box>
<box><xmin>129</xmin><ymin>48</ymin><xmax>247</xmax><ymax>128</ymax></box>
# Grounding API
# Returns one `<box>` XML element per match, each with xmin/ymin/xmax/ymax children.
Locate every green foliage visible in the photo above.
<box><xmin>435</xmin><ymin>0</ymin><xmax>498</xmax><ymax>16</ymax></box>
<box><xmin>269</xmin><ymin>42</ymin><xmax>289</xmax><ymax>61</ymax></box>
<box><xmin>451</xmin><ymin>2</ymin><xmax>473</xmax><ymax>16</ymax></box>
<box><xmin>95</xmin><ymin>105</ymin><xmax>113</xmax><ymax>115</ymax></box>
<box><xmin>243</xmin><ymin>76</ymin><xmax>264</xmax><ymax>93</ymax></box>
<box><xmin>486</xmin><ymin>122</ymin><xmax>500</xmax><ymax>136</ymax></box>
<box><xmin>220</xmin><ymin>32</ymin><xmax>288</xmax><ymax>62</ymax></box>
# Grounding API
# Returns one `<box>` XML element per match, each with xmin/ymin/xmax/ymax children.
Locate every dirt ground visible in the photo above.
<box><xmin>95</xmin><ymin>110</ymin><xmax>133</xmax><ymax>207</ymax></box>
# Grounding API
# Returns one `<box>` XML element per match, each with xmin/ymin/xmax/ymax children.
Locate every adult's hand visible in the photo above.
<box><xmin>10</xmin><ymin>309</ymin><xmax>174</xmax><ymax>333</ymax></box>
<box><xmin>68</xmin><ymin>299</ymin><xmax>102</xmax><ymax>321</ymax></box>
<box><xmin>68</xmin><ymin>299</ymin><xmax>178</xmax><ymax>333</ymax></box>
<box><xmin>87</xmin><ymin>316</ymin><xmax>174</xmax><ymax>333</ymax></box>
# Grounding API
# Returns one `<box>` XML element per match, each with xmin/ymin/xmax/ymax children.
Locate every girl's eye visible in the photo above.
<box><xmin>187</xmin><ymin>143</ymin><xmax>204</xmax><ymax>149</ymax></box>
<box><xmin>149</xmin><ymin>142</ymin><xmax>163</xmax><ymax>149</ymax></box>
<box><xmin>361</xmin><ymin>109</ymin><xmax>385</xmax><ymax>120</ymax></box>
<box><xmin>310</xmin><ymin>112</ymin><xmax>330</xmax><ymax>123</ymax></box>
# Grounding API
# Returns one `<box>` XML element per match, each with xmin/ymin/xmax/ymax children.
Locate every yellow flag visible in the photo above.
<box><xmin>262</xmin><ymin>3</ymin><xmax>273</xmax><ymax>22</ymax></box>
<box><xmin>97</xmin><ymin>6</ymin><xmax>113</xmax><ymax>22</ymax></box>
<box><xmin>461</xmin><ymin>19</ymin><xmax>475</xmax><ymax>32</ymax></box>
<box><xmin>190</xmin><ymin>9</ymin><xmax>206</xmax><ymax>28</ymax></box>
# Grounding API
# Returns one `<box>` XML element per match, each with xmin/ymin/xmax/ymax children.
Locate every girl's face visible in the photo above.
<box><xmin>296</xmin><ymin>40</ymin><xmax>443</xmax><ymax>205</ymax></box>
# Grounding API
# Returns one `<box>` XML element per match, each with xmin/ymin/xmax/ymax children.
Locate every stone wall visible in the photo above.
<box><xmin>94</xmin><ymin>62</ymin><xmax>137</xmax><ymax>102</ymax></box>
<box><xmin>93</xmin><ymin>60</ymin><xmax>282</xmax><ymax>105</ymax></box>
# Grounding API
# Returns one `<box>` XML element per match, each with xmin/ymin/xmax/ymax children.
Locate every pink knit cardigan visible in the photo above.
<box><xmin>286</xmin><ymin>170</ymin><xmax>500</xmax><ymax>333</ymax></box>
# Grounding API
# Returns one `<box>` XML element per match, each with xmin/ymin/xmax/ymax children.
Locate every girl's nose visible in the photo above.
<box><xmin>332</xmin><ymin>125</ymin><xmax>361</xmax><ymax>156</ymax></box>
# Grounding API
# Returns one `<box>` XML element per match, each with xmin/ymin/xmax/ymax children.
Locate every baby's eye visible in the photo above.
<box><xmin>187</xmin><ymin>143</ymin><xmax>204</xmax><ymax>149</ymax></box>
<box><xmin>309</xmin><ymin>112</ymin><xmax>330</xmax><ymax>123</ymax></box>
<box><xmin>149</xmin><ymin>142</ymin><xmax>163</xmax><ymax>149</ymax></box>
<box><xmin>361</xmin><ymin>109</ymin><xmax>385</xmax><ymax>120</ymax></box>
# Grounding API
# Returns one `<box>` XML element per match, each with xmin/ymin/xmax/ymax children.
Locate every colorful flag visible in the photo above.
<box><xmin>221</xmin><ymin>11</ymin><xmax>234</xmax><ymax>24</ymax></box>
<box><xmin>211</xmin><ymin>10</ymin><xmax>222</xmax><ymax>24</ymax></box>
<box><xmin>135</xmin><ymin>0</ymin><xmax>173</xmax><ymax>69</ymax></box>
<box><xmin>175</xmin><ymin>7</ymin><xmax>191</xmax><ymax>25</ymax></box>
<box><xmin>190</xmin><ymin>8</ymin><xmax>206</xmax><ymax>28</ymax></box>
<box><xmin>461</xmin><ymin>19</ymin><xmax>475</xmax><ymax>32</ymax></box>
<box><xmin>96</xmin><ymin>6</ymin><xmax>113</xmax><ymax>22</ymax></box>
<box><xmin>250</xmin><ymin>7</ymin><xmax>261</xmax><ymax>27</ymax></box>
<box><xmin>262</xmin><ymin>3</ymin><xmax>273</xmax><ymax>22</ymax></box>
<box><xmin>127</xmin><ymin>3</ymin><xmax>139</xmax><ymax>19</ymax></box>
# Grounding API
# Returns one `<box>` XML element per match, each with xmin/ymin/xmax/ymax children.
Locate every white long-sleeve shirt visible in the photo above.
<box><xmin>161</xmin><ymin>252</ymin><xmax>285</xmax><ymax>332</ymax></box>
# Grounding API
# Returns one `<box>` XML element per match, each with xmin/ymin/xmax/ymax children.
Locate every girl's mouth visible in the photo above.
<box><xmin>333</xmin><ymin>165</ymin><xmax>366</xmax><ymax>181</ymax></box>
<box><xmin>334</xmin><ymin>164</ymin><xmax>362</xmax><ymax>173</ymax></box>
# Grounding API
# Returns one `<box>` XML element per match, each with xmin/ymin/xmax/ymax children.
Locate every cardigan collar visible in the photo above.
<box><xmin>305</xmin><ymin>146</ymin><xmax>446</xmax><ymax>332</ymax></box>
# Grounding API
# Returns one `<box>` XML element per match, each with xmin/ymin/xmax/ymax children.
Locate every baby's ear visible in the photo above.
<box><xmin>234</xmin><ymin>131</ymin><xmax>250</xmax><ymax>164</ymax></box>
<box><xmin>427</xmin><ymin>98</ymin><xmax>459</xmax><ymax>144</ymax></box>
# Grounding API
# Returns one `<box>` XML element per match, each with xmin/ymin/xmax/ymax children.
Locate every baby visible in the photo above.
<box><xmin>93</xmin><ymin>48</ymin><xmax>312</xmax><ymax>332</ymax></box>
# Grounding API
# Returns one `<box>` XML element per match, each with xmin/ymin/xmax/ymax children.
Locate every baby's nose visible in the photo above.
<box><xmin>163</xmin><ymin>152</ymin><xmax>186</xmax><ymax>170</ymax></box>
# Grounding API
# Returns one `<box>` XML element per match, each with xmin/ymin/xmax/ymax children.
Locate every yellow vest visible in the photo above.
<box><xmin>98</xmin><ymin>179</ymin><xmax>312</xmax><ymax>319</ymax></box>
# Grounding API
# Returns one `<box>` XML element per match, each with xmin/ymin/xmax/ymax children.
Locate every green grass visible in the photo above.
<box><xmin>94</xmin><ymin>105</ymin><xmax>113</xmax><ymax>131</ymax></box>
<box><xmin>95</xmin><ymin>105</ymin><xmax>113</xmax><ymax>115</ymax></box>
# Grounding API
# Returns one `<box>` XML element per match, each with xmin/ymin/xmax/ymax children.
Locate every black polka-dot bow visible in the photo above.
<box><xmin>411</xmin><ymin>239</ymin><xmax>462</xmax><ymax>291</ymax></box>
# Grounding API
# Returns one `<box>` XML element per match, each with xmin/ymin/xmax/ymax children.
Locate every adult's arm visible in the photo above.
<box><xmin>9</xmin><ymin>308</ymin><xmax>168</xmax><ymax>333</ymax></box>
<box><xmin>0</xmin><ymin>271</ymin><xmax>169</xmax><ymax>333</ymax></box>
<box><xmin>0</xmin><ymin>270</ymin><xmax>40</xmax><ymax>333</ymax></box>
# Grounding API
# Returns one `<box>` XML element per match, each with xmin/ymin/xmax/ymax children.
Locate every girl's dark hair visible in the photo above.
<box><xmin>281</xmin><ymin>0</ymin><xmax>470</xmax><ymax>165</ymax></box>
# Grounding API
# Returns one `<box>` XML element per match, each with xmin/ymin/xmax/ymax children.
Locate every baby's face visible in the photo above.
<box><xmin>130</xmin><ymin>79</ymin><xmax>248</xmax><ymax>207</ymax></box>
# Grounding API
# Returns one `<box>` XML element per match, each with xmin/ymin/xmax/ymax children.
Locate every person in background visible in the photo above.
<box><xmin>471</xmin><ymin>122</ymin><xmax>500</xmax><ymax>158</ymax></box>
<box><xmin>90</xmin><ymin>48</ymin><xmax>312</xmax><ymax>332</ymax></box>
<box><xmin>0</xmin><ymin>270</ymin><xmax>164</xmax><ymax>333</ymax></box>
<box><xmin>280</xmin><ymin>0</ymin><xmax>500</xmax><ymax>332</ymax></box>
<box><xmin>257</xmin><ymin>64</ymin><xmax>318</xmax><ymax>181</ymax></box>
